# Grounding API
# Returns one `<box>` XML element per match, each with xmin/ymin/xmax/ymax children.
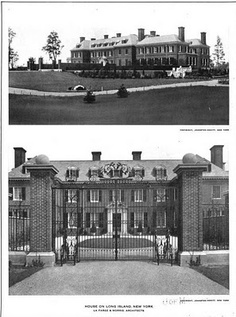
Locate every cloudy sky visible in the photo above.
<box><xmin>3</xmin><ymin>2</ymin><xmax>235</xmax><ymax>66</ymax></box>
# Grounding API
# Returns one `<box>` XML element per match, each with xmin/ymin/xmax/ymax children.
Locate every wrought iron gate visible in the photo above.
<box><xmin>52</xmin><ymin>180</ymin><xmax>178</xmax><ymax>265</ymax></box>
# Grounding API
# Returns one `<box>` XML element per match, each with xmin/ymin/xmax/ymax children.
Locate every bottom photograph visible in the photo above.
<box><xmin>8</xmin><ymin>144</ymin><xmax>229</xmax><ymax>296</ymax></box>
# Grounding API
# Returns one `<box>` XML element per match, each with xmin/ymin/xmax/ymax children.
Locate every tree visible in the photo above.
<box><xmin>42</xmin><ymin>31</ymin><xmax>64</xmax><ymax>67</ymax></box>
<box><xmin>8</xmin><ymin>28</ymin><xmax>19</xmax><ymax>69</ymax></box>
<box><xmin>212</xmin><ymin>36</ymin><xmax>225</xmax><ymax>67</ymax></box>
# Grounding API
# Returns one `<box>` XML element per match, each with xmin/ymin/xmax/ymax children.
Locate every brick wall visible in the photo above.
<box><xmin>29</xmin><ymin>168</ymin><xmax>56</xmax><ymax>252</ymax></box>
<box><xmin>174</xmin><ymin>165</ymin><xmax>208</xmax><ymax>252</ymax></box>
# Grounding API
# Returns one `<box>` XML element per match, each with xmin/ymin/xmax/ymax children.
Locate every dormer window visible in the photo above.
<box><xmin>89</xmin><ymin>166</ymin><xmax>100</xmax><ymax>180</ymax></box>
<box><xmin>122</xmin><ymin>39</ymin><xmax>128</xmax><ymax>44</ymax></box>
<box><xmin>66</xmin><ymin>167</ymin><xmax>79</xmax><ymax>181</ymax></box>
<box><xmin>132</xmin><ymin>166</ymin><xmax>145</xmax><ymax>179</ymax></box>
<box><xmin>154</xmin><ymin>166</ymin><xmax>167</xmax><ymax>180</ymax></box>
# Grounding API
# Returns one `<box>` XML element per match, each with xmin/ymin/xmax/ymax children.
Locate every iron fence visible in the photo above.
<box><xmin>202</xmin><ymin>203</ymin><xmax>229</xmax><ymax>250</ymax></box>
<box><xmin>9</xmin><ymin>206</ymin><xmax>30</xmax><ymax>251</ymax></box>
<box><xmin>52</xmin><ymin>182</ymin><xmax>178</xmax><ymax>264</ymax></box>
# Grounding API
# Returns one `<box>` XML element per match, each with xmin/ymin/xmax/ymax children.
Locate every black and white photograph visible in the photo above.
<box><xmin>1</xmin><ymin>1</ymin><xmax>236</xmax><ymax>317</ymax></box>
<box><xmin>5</xmin><ymin>2</ymin><xmax>230</xmax><ymax>125</ymax></box>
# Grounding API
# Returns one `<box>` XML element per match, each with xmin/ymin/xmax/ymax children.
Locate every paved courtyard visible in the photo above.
<box><xmin>9</xmin><ymin>261</ymin><xmax>229</xmax><ymax>295</ymax></box>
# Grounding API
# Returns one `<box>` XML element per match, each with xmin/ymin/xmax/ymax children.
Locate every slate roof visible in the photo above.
<box><xmin>187</xmin><ymin>39</ymin><xmax>209</xmax><ymax>47</ymax></box>
<box><xmin>9</xmin><ymin>155</ymin><xmax>228</xmax><ymax>182</ymax></box>
<box><xmin>71</xmin><ymin>34</ymin><xmax>138</xmax><ymax>51</ymax></box>
<box><xmin>136</xmin><ymin>34</ymin><xmax>187</xmax><ymax>46</ymax></box>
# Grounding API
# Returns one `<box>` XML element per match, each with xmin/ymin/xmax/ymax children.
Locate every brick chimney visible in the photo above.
<box><xmin>150</xmin><ymin>31</ymin><xmax>156</xmax><ymax>37</ymax></box>
<box><xmin>80</xmin><ymin>37</ymin><xmax>85</xmax><ymax>42</ymax></box>
<box><xmin>92</xmin><ymin>152</ymin><xmax>102</xmax><ymax>161</ymax></box>
<box><xmin>91</xmin><ymin>38</ymin><xmax>96</xmax><ymax>41</ymax></box>
<box><xmin>116</xmin><ymin>33</ymin><xmax>121</xmax><ymax>38</ymax></box>
<box><xmin>104</xmin><ymin>35</ymin><xmax>109</xmax><ymax>39</ymax></box>
<box><xmin>178</xmin><ymin>26</ymin><xmax>185</xmax><ymax>42</ymax></box>
<box><xmin>132</xmin><ymin>151</ymin><xmax>142</xmax><ymax>160</ymax></box>
<box><xmin>14</xmin><ymin>147</ymin><xmax>26</xmax><ymax>168</ymax></box>
<box><xmin>201</xmin><ymin>32</ymin><xmax>206</xmax><ymax>45</ymax></box>
<box><xmin>138</xmin><ymin>28</ymin><xmax>145</xmax><ymax>41</ymax></box>
<box><xmin>210</xmin><ymin>145</ymin><xmax>224</xmax><ymax>169</ymax></box>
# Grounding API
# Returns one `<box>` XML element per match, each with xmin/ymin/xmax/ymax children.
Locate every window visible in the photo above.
<box><xmin>66</xmin><ymin>189</ymin><xmax>78</xmax><ymax>203</ymax></box>
<box><xmin>125</xmin><ymin>49</ymin><xmax>128</xmax><ymax>55</ymax></box>
<box><xmin>152</xmin><ymin>210</ymin><xmax>166</xmax><ymax>228</ymax></box>
<box><xmin>173</xmin><ymin>208</ymin><xmax>178</xmax><ymax>228</ymax></box>
<box><xmin>212</xmin><ymin>185</ymin><xmax>221</xmax><ymax>199</ymax></box>
<box><xmin>85</xmin><ymin>213</ymin><xmax>90</xmax><ymax>228</ymax></box>
<box><xmin>9</xmin><ymin>187</ymin><xmax>26</xmax><ymax>201</ymax></box>
<box><xmin>154</xmin><ymin>188</ymin><xmax>166</xmax><ymax>202</ymax></box>
<box><xmin>130</xmin><ymin>212</ymin><xmax>134</xmax><ymax>228</ymax></box>
<box><xmin>131</xmin><ymin>189</ymin><xmax>146</xmax><ymax>202</ymax></box>
<box><xmin>133</xmin><ymin>166</ymin><xmax>145</xmax><ymax>178</ymax></box>
<box><xmin>98</xmin><ymin>213</ymin><xmax>104</xmax><ymax>228</ymax></box>
<box><xmin>119</xmin><ymin>49</ymin><xmax>122</xmax><ymax>55</ymax></box>
<box><xmin>88</xmin><ymin>190</ymin><xmax>102</xmax><ymax>203</ymax></box>
<box><xmin>109</xmin><ymin>189</ymin><xmax>124</xmax><ymax>202</ymax></box>
<box><xmin>154</xmin><ymin>167</ymin><xmax>167</xmax><ymax>180</ymax></box>
<box><xmin>144</xmin><ymin>212</ymin><xmax>148</xmax><ymax>228</ymax></box>
<box><xmin>156</xmin><ymin>210</ymin><xmax>166</xmax><ymax>227</ymax></box>
<box><xmin>66</xmin><ymin>167</ymin><xmax>79</xmax><ymax>181</ymax></box>
<box><xmin>89</xmin><ymin>167</ymin><xmax>100</xmax><ymax>179</ymax></box>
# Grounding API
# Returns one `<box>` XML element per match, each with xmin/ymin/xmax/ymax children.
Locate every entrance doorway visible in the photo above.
<box><xmin>113</xmin><ymin>213</ymin><xmax>121</xmax><ymax>232</ymax></box>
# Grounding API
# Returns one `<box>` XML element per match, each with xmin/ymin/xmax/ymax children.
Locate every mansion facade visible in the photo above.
<box><xmin>71</xmin><ymin>27</ymin><xmax>210</xmax><ymax>70</ymax></box>
<box><xmin>8</xmin><ymin>145</ymin><xmax>228</xmax><ymax>265</ymax></box>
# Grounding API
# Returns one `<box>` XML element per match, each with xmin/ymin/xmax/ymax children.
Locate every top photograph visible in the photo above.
<box><xmin>5</xmin><ymin>2</ymin><xmax>231</xmax><ymax>125</ymax></box>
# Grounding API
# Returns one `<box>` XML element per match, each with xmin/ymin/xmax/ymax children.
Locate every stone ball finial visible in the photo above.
<box><xmin>182</xmin><ymin>153</ymin><xmax>198</xmax><ymax>164</ymax></box>
<box><xmin>35</xmin><ymin>154</ymin><xmax>50</xmax><ymax>165</ymax></box>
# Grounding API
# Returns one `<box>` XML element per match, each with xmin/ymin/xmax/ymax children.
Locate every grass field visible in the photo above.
<box><xmin>9</xmin><ymin>70</ymin><xmax>203</xmax><ymax>92</ymax></box>
<box><xmin>9</xmin><ymin>86</ymin><xmax>229</xmax><ymax>125</ymax></box>
<box><xmin>9</xmin><ymin>266</ymin><xmax>43</xmax><ymax>287</ymax></box>
<box><xmin>192</xmin><ymin>265</ymin><xmax>229</xmax><ymax>289</ymax></box>
<box><xmin>78</xmin><ymin>237</ymin><xmax>154</xmax><ymax>248</ymax></box>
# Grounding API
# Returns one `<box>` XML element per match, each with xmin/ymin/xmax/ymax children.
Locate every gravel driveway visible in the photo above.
<box><xmin>9</xmin><ymin>261</ymin><xmax>229</xmax><ymax>295</ymax></box>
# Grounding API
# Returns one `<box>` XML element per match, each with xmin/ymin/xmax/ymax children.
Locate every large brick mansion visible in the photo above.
<box><xmin>71</xmin><ymin>27</ymin><xmax>210</xmax><ymax>70</ymax></box>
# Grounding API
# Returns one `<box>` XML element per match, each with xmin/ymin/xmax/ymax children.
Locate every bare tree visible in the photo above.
<box><xmin>8</xmin><ymin>28</ymin><xmax>19</xmax><ymax>69</ymax></box>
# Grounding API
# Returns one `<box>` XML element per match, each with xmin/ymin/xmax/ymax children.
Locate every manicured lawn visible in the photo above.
<box><xmin>191</xmin><ymin>265</ymin><xmax>229</xmax><ymax>289</ymax></box>
<box><xmin>9</xmin><ymin>86</ymin><xmax>229</xmax><ymax>125</ymax></box>
<box><xmin>79</xmin><ymin>237</ymin><xmax>154</xmax><ymax>249</ymax></box>
<box><xmin>9</xmin><ymin>265</ymin><xmax>43</xmax><ymax>287</ymax></box>
<box><xmin>9</xmin><ymin>70</ymin><xmax>203</xmax><ymax>92</ymax></box>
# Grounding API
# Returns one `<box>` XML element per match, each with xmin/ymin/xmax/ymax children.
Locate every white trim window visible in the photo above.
<box><xmin>9</xmin><ymin>187</ymin><xmax>26</xmax><ymax>201</ymax></box>
<box><xmin>88</xmin><ymin>190</ymin><xmax>102</xmax><ymax>203</ymax></box>
<box><xmin>132</xmin><ymin>189</ymin><xmax>146</xmax><ymax>202</ymax></box>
